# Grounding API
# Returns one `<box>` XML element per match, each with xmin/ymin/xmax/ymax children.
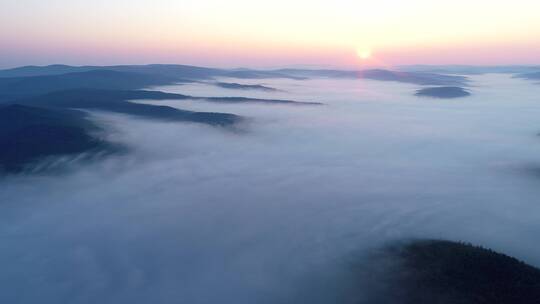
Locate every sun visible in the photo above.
<box><xmin>357</xmin><ymin>48</ymin><xmax>372</xmax><ymax>60</ymax></box>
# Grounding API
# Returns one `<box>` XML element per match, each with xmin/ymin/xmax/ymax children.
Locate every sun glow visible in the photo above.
<box><xmin>357</xmin><ymin>48</ymin><xmax>372</xmax><ymax>60</ymax></box>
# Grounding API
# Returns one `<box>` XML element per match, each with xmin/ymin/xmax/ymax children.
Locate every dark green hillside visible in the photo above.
<box><xmin>0</xmin><ymin>104</ymin><xmax>107</xmax><ymax>173</ymax></box>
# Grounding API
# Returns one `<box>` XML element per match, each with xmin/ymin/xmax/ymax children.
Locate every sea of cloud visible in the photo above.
<box><xmin>1</xmin><ymin>74</ymin><xmax>540</xmax><ymax>303</ymax></box>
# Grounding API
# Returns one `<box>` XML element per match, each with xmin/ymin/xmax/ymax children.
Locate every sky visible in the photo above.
<box><xmin>1</xmin><ymin>0</ymin><xmax>540</xmax><ymax>68</ymax></box>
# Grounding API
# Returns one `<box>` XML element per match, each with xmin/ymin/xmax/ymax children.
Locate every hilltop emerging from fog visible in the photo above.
<box><xmin>0</xmin><ymin>64</ymin><xmax>471</xmax><ymax>102</ymax></box>
<box><xmin>1</xmin><ymin>63</ymin><xmax>539</xmax><ymax>173</ymax></box>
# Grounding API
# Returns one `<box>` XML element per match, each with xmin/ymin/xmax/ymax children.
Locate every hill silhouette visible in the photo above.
<box><xmin>274</xmin><ymin>68</ymin><xmax>469</xmax><ymax>86</ymax></box>
<box><xmin>0</xmin><ymin>104</ymin><xmax>107</xmax><ymax>173</ymax></box>
<box><xmin>515</xmin><ymin>71</ymin><xmax>540</xmax><ymax>80</ymax></box>
<box><xmin>0</xmin><ymin>70</ymin><xmax>178</xmax><ymax>101</ymax></box>
<box><xmin>0</xmin><ymin>65</ymin><xmax>470</xmax><ymax>88</ymax></box>
<box><xmin>415</xmin><ymin>86</ymin><xmax>471</xmax><ymax>98</ymax></box>
<box><xmin>360</xmin><ymin>240</ymin><xmax>540</xmax><ymax>304</ymax></box>
<box><xmin>213</xmin><ymin>82</ymin><xmax>279</xmax><ymax>91</ymax></box>
<box><xmin>16</xmin><ymin>89</ymin><xmax>242</xmax><ymax>126</ymax></box>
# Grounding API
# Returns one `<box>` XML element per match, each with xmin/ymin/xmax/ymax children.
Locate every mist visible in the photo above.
<box><xmin>2</xmin><ymin>74</ymin><xmax>540</xmax><ymax>303</ymax></box>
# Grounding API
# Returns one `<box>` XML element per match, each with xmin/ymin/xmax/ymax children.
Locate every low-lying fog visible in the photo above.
<box><xmin>2</xmin><ymin>74</ymin><xmax>540</xmax><ymax>303</ymax></box>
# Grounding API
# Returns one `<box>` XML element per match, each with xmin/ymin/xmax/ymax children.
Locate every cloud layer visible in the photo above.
<box><xmin>2</xmin><ymin>75</ymin><xmax>540</xmax><ymax>303</ymax></box>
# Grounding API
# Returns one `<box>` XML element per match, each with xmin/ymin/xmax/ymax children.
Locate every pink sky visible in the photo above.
<box><xmin>1</xmin><ymin>0</ymin><xmax>540</xmax><ymax>68</ymax></box>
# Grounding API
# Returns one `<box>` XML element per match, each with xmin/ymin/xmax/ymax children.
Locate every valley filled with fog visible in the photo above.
<box><xmin>1</xmin><ymin>74</ymin><xmax>540</xmax><ymax>303</ymax></box>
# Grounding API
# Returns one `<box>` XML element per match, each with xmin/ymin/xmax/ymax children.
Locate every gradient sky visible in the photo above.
<box><xmin>1</xmin><ymin>0</ymin><xmax>540</xmax><ymax>68</ymax></box>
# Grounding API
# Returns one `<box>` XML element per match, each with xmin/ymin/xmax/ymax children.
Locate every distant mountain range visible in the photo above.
<box><xmin>0</xmin><ymin>70</ymin><xmax>178</xmax><ymax>102</ymax></box>
<box><xmin>0</xmin><ymin>63</ymin><xmax>536</xmax><ymax>173</ymax></box>
<box><xmin>0</xmin><ymin>64</ymin><xmax>302</xmax><ymax>81</ymax></box>
<box><xmin>272</xmin><ymin>68</ymin><xmax>469</xmax><ymax>86</ymax></box>
<box><xmin>0</xmin><ymin>64</ymin><xmax>331</xmax><ymax>173</ymax></box>
<box><xmin>0</xmin><ymin>64</ymin><xmax>474</xmax><ymax>105</ymax></box>
<box><xmin>0</xmin><ymin>64</ymin><xmax>223</xmax><ymax>79</ymax></box>
<box><xmin>514</xmin><ymin>71</ymin><xmax>540</xmax><ymax>80</ymax></box>
<box><xmin>0</xmin><ymin>64</ymin><xmax>472</xmax><ymax>97</ymax></box>
<box><xmin>400</xmin><ymin>64</ymin><xmax>540</xmax><ymax>75</ymax></box>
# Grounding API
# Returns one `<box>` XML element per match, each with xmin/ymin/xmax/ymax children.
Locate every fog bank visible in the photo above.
<box><xmin>1</xmin><ymin>74</ymin><xmax>540</xmax><ymax>303</ymax></box>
